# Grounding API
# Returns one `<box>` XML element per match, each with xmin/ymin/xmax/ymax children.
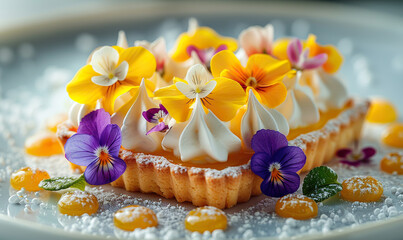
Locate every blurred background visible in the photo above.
<box><xmin>0</xmin><ymin>0</ymin><xmax>402</xmax><ymax>114</ymax></box>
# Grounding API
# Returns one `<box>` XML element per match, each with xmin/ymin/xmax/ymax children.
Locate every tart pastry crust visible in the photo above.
<box><xmin>57</xmin><ymin>98</ymin><xmax>369</xmax><ymax>209</ymax></box>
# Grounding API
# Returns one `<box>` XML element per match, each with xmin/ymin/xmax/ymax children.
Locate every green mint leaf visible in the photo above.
<box><xmin>302</xmin><ymin>166</ymin><xmax>342</xmax><ymax>202</ymax></box>
<box><xmin>39</xmin><ymin>174</ymin><xmax>86</xmax><ymax>191</ymax></box>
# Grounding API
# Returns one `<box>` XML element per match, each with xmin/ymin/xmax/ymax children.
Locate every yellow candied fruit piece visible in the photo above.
<box><xmin>46</xmin><ymin>113</ymin><xmax>68</xmax><ymax>133</ymax></box>
<box><xmin>382</xmin><ymin>123</ymin><xmax>403</xmax><ymax>148</ymax></box>
<box><xmin>380</xmin><ymin>152</ymin><xmax>403</xmax><ymax>175</ymax></box>
<box><xmin>366</xmin><ymin>98</ymin><xmax>398</xmax><ymax>124</ymax></box>
<box><xmin>275</xmin><ymin>194</ymin><xmax>318</xmax><ymax>220</ymax></box>
<box><xmin>184</xmin><ymin>206</ymin><xmax>227</xmax><ymax>233</ymax></box>
<box><xmin>25</xmin><ymin>131</ymin><xmax>63</xmax><ymax>156</ymax></box>
<box><xmin>341</xmin><ymin>176</ymin><xmax>383</xmax><ymax>202</ymax></box>
<box><xmin>114</xmin><ymin>205</ymin><xmax>158</xmax><ymax>231</ymax></box>
<box><xmin>58</xmin><ymin>191</ymin><xmax>99</xmax><ymax>216</ymax></box>
<box><xmin>10</xmin><ymin>167</ymin><xmax>50</xmax><ymax>191</ymax></box>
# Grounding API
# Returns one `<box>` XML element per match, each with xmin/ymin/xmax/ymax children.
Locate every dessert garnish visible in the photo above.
<box><xmin>239</xmin><ymin>24</ymin><xmax>274</xmax><ymax>56</ymax></box>
<box><xmin>210</xmin><ymin>50</ymin><xmax>290</xmax><ymax>109</ymax></box>
<box><xmin>171</xmin><ymin>23</ymin><xmax>237</xmax><ymax>66</ymax></box>
<box><xmin>39</xmin><ymin>175</ymin><xmax>86</xmax><ymax>191</ymax></box>
<box><xmin>382</xmin><ymin>123</ymin><xmax>403</xmax><ymax>148</ymax></box>
<box><xmin>64</xmin><ymin>109</ymin><xmax>126</xmax><ymax>185</ymax></box>
<box><xmin>286</xmin><ymin>38</ymin><xmax>327</xmax><ymax>71</ymax></box>
<box><xmin>366</xmin><ymin>98</ymin><xmax>398</xmax><ymax>124</ymax></box>
<box><xmin>10</xmin><ymin>167</ymin><xmax>50</xmax><ymax>191</ymax></box>
<box><xmin>184</xmin><ymin>206</ymin><xmax>227</xmax><ymax>233</ymax></box>
<box><xmin>25</xmin><ymin>132</ymin><xmax>63</xmax><ymax>156</ymax></box>
<box><xmin>250</xmin><ymin>129</ymin><xmax>306</xmax><ymax>198</ymax></box>
<box><xmin>336</xmin><ymin>142</ymin><xmax>376</xmax><ymax>166</ymax></box>
<box><xmin>302</xmin><ymin>166</ymin><xmax>342</xmax><ymax>202</ymax></box>
<box><xmin>66</xmin><ymin>45</ymin><xmax>156</xmax><ymax>114</ymax></box>
<box><xmin>142</xmin><ymin>104</ymin><xmax>172</xmax><ymax>134</ymax></box>
<box><xmin>340</xmin><ymin>176</ymin><xmax>383</xmax><ymax>202</ymax></box>
<box><xmin>58</xmin><ymin>191</ymin><xmax>99</xmax><ymax>216</ymax></box>
<box><xmin>154</xmin><ymin>63</ymin><xmax>246</xmax><ymax>122</ymax></box>
<box><xmin>275</xmin><ymin>194</ymin><xmax>318</xmax><ymax>220</ymax></box>
<box><xmin>114</xmin><ymin>205</ymin><xmax>158</xmax><ymax>231</ymax></box>
<box><xmin>380</xmin><ymin>152</ymin><xmax>403</xmax><ymax>175</ymax></box>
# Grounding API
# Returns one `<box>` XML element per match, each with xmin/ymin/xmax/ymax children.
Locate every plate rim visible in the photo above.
<box><xmin>1</xmin><ymin>1</ymin><xmax>403</xmax><ymax>239</ymax></box>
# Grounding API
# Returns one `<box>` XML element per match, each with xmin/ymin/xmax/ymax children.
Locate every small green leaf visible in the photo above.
<box><xmin>39</xmin><ymin>174</ymin><xmax>86</xmax><ymax>191</ymax></box>
<box><xmin>302</xmin><ymin>166</ymin><xmax>342</xmax><ymax>202</ymax></box>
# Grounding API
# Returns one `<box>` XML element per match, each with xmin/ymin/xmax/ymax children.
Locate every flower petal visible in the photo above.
<box><xmin>103</xmin><ymin>83</ymin><xmax>135</xmax><ymax>114</ymax></box>
<box><xmin>91</xmin><ymin>46</ymin><xmax>120</xmax><ymax>76</ymax></box>
<box><xmin>272</xmin><ymin>38</ymin><xmax>291</xmax><ymax>60</ymax></box>
<box><xmin>260</xmin><ymin>171</ymin><xmax>300</xmax><ymax>198</ymax></box>
<box><xmin>302</xmin><ymin>53</ymin><xmax>328</xmax><ymax>70</ymax></box>
<box><xmin>204</xmin><ymin>77</ymin><xmax>246</xmax><ymax>121</ymax></box>
<box><xmin>91</xmin><ymin>75</ymin><xmax>118</xmax><ymax>86</ymax></box>
<box><xmin>199</xmin><ymin>80</ymin><xmax>217</xmax><ymax>99</ymax></box>
<box><xmin>273</xmin><ymin>146</ymin><xmax>306</xmax><ymax>172</ymax></box>
<box><xmin>176</xmin><ymin>82</ymin><xmax>196</xmax><ymax>99</ymax></box>
<box><xmin>362</xmin><ymin>147</ymin><xmax>376</xmax><ymax>160</ymax></box>
<box><xmin>250</xmin><ymin>152</ymin><xmax>271</xmax><ymax>179</ymax></box>
<box><xmin>84</xmin><ymin>156</ymin><xmax>127</xmax><ymax>185</ymax></box>
<box><xmin>185</xmin><ymin>64</ymin><xmax>211</xmax><ymax>87</ymax></box>
<box><xmin>154</xmin><ymin>84</ymin><xmax>192</xmax><ymax>122</ymax></box>
<box><xmin>114</xmin><ymin>61</ymin><xmax>129</xmax><ymax>80</ymax></box>
<box><xmin>142</xmin><ymin>107</ymin><xmax>162</xmax><ymax>123</ymax></box>
<box><xmin>77</xmin><ymin>108</ymin><xmax>111</xmax><ymax>139</ymax></box>
<box><xmin>340</xmin><ymin>160</ymin><xmax>361</xmax><ymax>167</ymax></box>
<box><xmin>287</xmin><ymin>39</ymin><xmax>302</xmax><ymax>65</ymax></box>
<box><xmin>66</xmin><ymin>65</ymin><xmax>106</xmax><ymax>105</ymax></box>
<box><xmin>99</xmin><ymin>124</ymin><xmax>122</xmax><ymax>157</ymax></box>
<box><xmin>251</xmin><ymin>129</ymin><xmax>288</xmax><ymax>155</ymax></box>
<box><xmin>210</xmin><ymin>50</ymin><xmax>247</xmax><ymax>81</ymax></box>
<box><xmin>239</xmin><ymin>26</ymin><xmax>264</xmax><ymax>56</ymax></box>
<box><xmin>187</xmin><ymin>45</ymin><xmax>206</xmax><ymax>63</ymax></box>
<box><xmin>120</xmin><ymin>46</ymin><xmax>156</xmax><ymax>83</ymax></box>
<box><xmin>257</xmin><ymin>82</ymin><xmax>287</xmax><ymax>108</ymax></box>
<box><xmin>172</xmin><ymin>27</ymin><xmax>238</xmax><ymax>62</ymax></box>
<box><xmin>64</xmin><ymin>134</ymin><xmax>98</xmax><ymax>166</ymax></box>
<box><xmin>336</xmin><ymin>148</ymin><xmax>352</xmax><ymax>158</ymax></box>
<box><xmin>146</xmin><ymin>122</ymin><xmax>168</xmax><ymax>135</ymax></box>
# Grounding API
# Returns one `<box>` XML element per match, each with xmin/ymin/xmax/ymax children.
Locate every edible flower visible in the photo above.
<box><xmin>336</xmin><ymin>142</ymin><xmax>376</xmax><ymax>166</ymax></box>
<box><xmin>154</xmin><ymin>64</ymin><xmax>246</xmax><ymax>122</ymax></box>
<box><xmin>272</xmin><ymin>34</ymin><xmax>343</xmax><ymax>74</ymax></box>
<box><xmin>66</xmin><ymin>46</ymin><xmax>156</xmax><ymax>114</ymax></box>
<box><xmin>287</xmin><ymin>38</ymin><xmax>327</xmax><ymax>70</ymax></box>
<box><xmin>64</xmin><ymin>109</ymin><xmax>126</xmax><ymax>185</ymax></box>
<box><xmin>171</xmin><ymin>26</ymin><xmax>237</xmax><ymax>63</ymax></box>
<box><xmin>142</xmin><ymin>104</ymin><xmax>173</xmax><ymax>134</ymax></box>
<box><xmin>239</xmin><ymin>24</ymin><xmax>274</xmax><ymax>56</ymax></box>
<box><xmin>135</xmin><ymin>37</ymin><xmax>168</xmax><ymax>73</ymax></box>
<box><xmin>250</xmin><ymin>129</ymin><xmax>306</xmax><ymax>198</ymax></box>
<box><xmin>211</xmin><ymin>50</ymin><xmax>290</xmax><ymax>108</ymax></box>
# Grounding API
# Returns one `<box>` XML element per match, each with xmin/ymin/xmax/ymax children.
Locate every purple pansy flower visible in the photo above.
<box><xmin>287</xmin><ymin>38</ymin><xmax>328</xmax><ymax>70</ymax></box>
<box><xmin>142</xmin><ymin>104</ymin><xmax>172</xmax><ymax>135</ymax></box>
<box><xmin>186</xmin><ymin>44</ymin><xmax>227</xmax><ymax>66</ymax></box>
<box><xmin>64</xmin><ymin>109</ymin><xmax>126</xmax><ymax>185</ymax></box>
<box><xmin>336</xmin><ymin>142</ymin><xmax>376</xmax><ymax>167</ymax></box>
<box><xmin>250</xmin><ymin>129</ymin><xmax>306</xmax><ymax>198</ymax></box>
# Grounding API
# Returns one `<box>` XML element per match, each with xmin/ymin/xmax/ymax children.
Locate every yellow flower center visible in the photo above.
<box><xmin>158</xmin><ymin>118</ymin><xmax>164</xmax><ymax>123</ymax></box>
<box><xmin>246</xmin><ymin>77</ymin><xmax>258</xmax><ymax>88</ymax></box>
<box><xmin>108</xmin><ymin>73</ymin><xmax>114</xmax><ymax>79</ymax></box>
<box><xmin>195</xmin><ymin>87</ymin><xmax>202</xmax><ymax>93</ymax></box>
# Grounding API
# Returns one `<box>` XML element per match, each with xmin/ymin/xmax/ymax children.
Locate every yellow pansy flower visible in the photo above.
<box><xmin>66</xmin><ymin>46</ymin><xmax>156</xmax><ymax>114</ymax></box>
<box><xmin>154</xmin><ymin>64</ymin><xmax>246</xmax><ymax>122</ymax></box>
<box><xmin>272</xmin><ymin>34</ymin><xmax>343</xmax><ymax>74</ymax></box>
<box><xmin>171</xmin><ymin>26</ymin><xmax>238</xmax><ymax>63</ymax></box>
<box><xmin>210</xmin><ymin>50</ymin><xmax>290</xmax><ymax>108</ymax></box>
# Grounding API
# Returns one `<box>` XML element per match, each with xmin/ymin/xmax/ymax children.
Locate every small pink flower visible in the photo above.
<box><xmin>239</xmin><ymin>24</ymin><xmax>274</xmax><ymax>56</ymax></box>
<box><xmin>287</xmin><ymin>38</ymin><xmax>328</xmax><ymax>70</ymax></box>
<box><xmin>336</xmin><ymin>142</ymin><xmax>376</xmax><ymax>167</ymax></box>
